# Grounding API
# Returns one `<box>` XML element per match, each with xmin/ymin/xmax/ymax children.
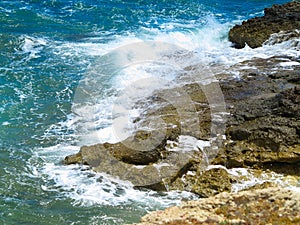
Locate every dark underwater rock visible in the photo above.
<box><xmin>229</xmin><ymin>1</ymin><xmax>300</xmax><ymax>48</ymax></box>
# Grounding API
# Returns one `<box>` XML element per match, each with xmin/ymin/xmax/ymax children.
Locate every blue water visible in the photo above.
<box><xmin>0</xmin><ymin>0</ymin><xmax>293</xmax><ymax>224</ymax></box>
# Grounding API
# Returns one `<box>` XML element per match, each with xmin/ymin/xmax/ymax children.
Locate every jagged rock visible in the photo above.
<box><xmin>64</xmin><ymin>81</ymin><xmax>216</xmax><ymax>191</ymax></box>
<box><xmin>65</xmin><ymin>130</ymin><xmax>168</xmax><ymax>166</ymax></box>
<box><xmin>65</xmin><ymin>56</ymin><xmax>300</xmax><ymax>190</ymax></box>
<box><xmin>135</xmin><ymin>82</ymin><xmax>212</xmax><ymax>140</ymax></box>
<box><xmin>212</xmin><ymin>57</ymin><xmax>300</xmax><ymax>171</ymax></box>
<box><xmin>168</xmin><ymin>167</ymin><xmax>232</xmax><ymax>197</ymax></box>
<box><xmin>264</xmin><ymin>29</ymin><xmax>300</xmax><ymax>46</ymax></box>
<box><xmin>229</xmin><ymin>1</ymin><xmax>300</xmax><ymax>48</ymax></box>
<box><xmin>191</xmin><ymin>167</ymin><xmax>232</xmax><ymax>197</ymax></box>
<box><xmin>65</xmin><ymin>135</ymin><xmax>205</xmax><ymax>191</ymax></box>
<box><xmin>262</xmin><ymin>162</ymin><xmax>300</xmax><ymax>176</ymax></box>
<box><xmin>130</xmin><ymin>187</ymin><xmax>300</xmax><ymax>225</ymax></box>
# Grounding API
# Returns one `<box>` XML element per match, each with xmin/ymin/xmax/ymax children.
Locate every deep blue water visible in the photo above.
<box><xmin>0</xmin><ymin>0</ymin><xmax>293</xmax><ymax>224</ymax></box>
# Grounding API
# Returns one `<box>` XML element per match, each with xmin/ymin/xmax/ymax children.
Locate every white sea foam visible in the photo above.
<box><xmin>31</xmin><ymin>142</ymin><xmax>197</xmax><ymax>208</ymax></box>
<box><xmin>279</xmin><ymin>61</ymin><xmax>300</xmax><ymax>67</ymax></box>
<box><xmin>30</xmin><ymin>16</ymin><xmax>300</xmax><ymax>209</ymax></box>
<box><xmin>166</xmin><ymin>135</ymin><xmax>201</xmax><ymax>153</ymax></box>
<box><xmin>19</xmin><ymin>36</ymin><xmax>47</xmax><ymax>60</ymax></box>
<box><xmin>228</xmin><ymin>168</ymin><xmax>300</xmax><ymax>193</ymax></box>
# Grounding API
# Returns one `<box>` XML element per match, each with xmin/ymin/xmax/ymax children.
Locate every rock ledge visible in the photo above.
<box><xmin>130</xmin><ymin>187</ymin><xmax>300</xmax><ymax>225</ymax></box>
<box><xmin>229</xmin><ymin>1</ymin><xmax>300</xmax><ymax>48</ymax></box>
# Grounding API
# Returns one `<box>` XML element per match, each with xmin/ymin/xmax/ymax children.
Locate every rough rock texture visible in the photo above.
<box><xmin>65</xmin><ymin>56</ymin><xmax>300</xmax><ymax>193</ymax></box>
<box><xmin>130</xmin><ymin>187</ymin><xmax>300</xmax><ymax>225</ymax></box>
<box><xmin>190</xmin><ymin>167</ymin><xmax>232</xmax><ymax>197</ymax></box>
<box><xmin>168</xmin><ymin>167</ymin><xmax>232</xmax><ymax>197</ymax></box>
<box><xmin>65</xmin><ymin>134</ymin><xmax>204</xmax><ymax>191</ymax></box>
<box><xmin>64</xmin><ymin>2</ymin><xmax>300</xmax><ymax>194</ymax></box>
<box><xmin>134</xmin><ymin>81</ymin><xmax>215</xmax><ymax>141</ymax></box>
<box><xmin>65</xmin><ymin>80</ymin><xmax>227</xmax><ymax>192</ymax></box>
<box><xmin>229</xmin><ymin>1</ymin><xmax>300</xmax><ymax>48</ymax></box>
<box><xmin>212</xmin><ymin>57</ymin><xmax>300</xmax><ymax>172</ymax></box>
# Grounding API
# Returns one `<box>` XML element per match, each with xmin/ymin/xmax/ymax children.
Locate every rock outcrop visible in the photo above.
<box><xmin>212</xmin><ymin>57</ymin><xmax>300</xmax><ymax>173</ymax></box>
<box><xmin>130</xmin><ymin>186</ymin><xmax>300</xmax><ymax>225</ymax></box>
<box><xmin>65</xmin><ymin>134</ymin><xmax>204</xmax><ymax>191</ymax></box>
<box><xmin>64</xmin><ymin>2</ymin><xmax>300</xmax><ymax>197</ymax></box>
<box><xmin>229</xmin><ymin>1</ymin><xmax>300</xmax><ymax>48</ymax></box>
<box><xmin>65</xmin><ymin>56</ymin><xmax>300</xmax><ymax>192</ymax></box>
<box><xmin>65</xmin><ymin>82</ymin><xmax>216</xmax><ymax>191</ymax></box>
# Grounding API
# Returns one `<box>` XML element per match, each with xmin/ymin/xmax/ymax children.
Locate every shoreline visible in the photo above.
<box><xmin>64</xmin><ymin>1</ymin><xmax>300</xmax><ymax>224</ymax></box>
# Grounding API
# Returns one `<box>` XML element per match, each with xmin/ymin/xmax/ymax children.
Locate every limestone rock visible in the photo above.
<box><xmin>65</xmin><ymin>56</ymin><xmax>300</xmax><ymax>190</ymax></box>
<box><xmin>191</xmin><ymin>167</ymin><xmax>232</xmax><ymax>198</ymax></box>
<box><xmin>168</xmin><ymin>167</ymin><xmax>232</xmax><ymax>198</ymax></box>
<box><xmin>64</xmin><ymin>81</ymin><xmax>216</xmax><ymax>191</ymax></box>
<box><xmin>213</xmin><ymin>57</ymin><xmax>300</xmax><ymax>171</ymax></box>
<box><xmin>64</xmin><ymin>134</ymin><xmax>205</xmax><ymax>191</ymax></box>
<box><xmin>229</xmin><ymin>1</ymin><xmax>300</xmax><ymax>48</ymax></box>
<box><xmin>130</xmin><ymin>187</ymin><xmax>300</xmax><ymax>225</ymax></box>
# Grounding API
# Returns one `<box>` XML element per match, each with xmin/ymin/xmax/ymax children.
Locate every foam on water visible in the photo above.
<box><xmin>26</xmin><ymin>12</ymin><xmax>299</xmax><ymax>212</ymax></box>
<box><xmin>0</xmin><ymin>1</ymin><xmax>298</xmax><ymax>224</ymax></box>
<box><xmin>228</xmin><ymin>168</ymin><xmax>300</xmax><ymax>193</ymax></box>
<box><xmin>205</xmin><ymin>166</ymin><xmax>300</xmax><ymax>193</ymax></box>
<box><xmin>31</xmin><ymin>144</ymin><xmax>197</xmax><ymax>208</ymax></box>
<box><xmin>20</xmin><ymin>36</ymin><xmax>47</xmax><ymax>59</ymax></box>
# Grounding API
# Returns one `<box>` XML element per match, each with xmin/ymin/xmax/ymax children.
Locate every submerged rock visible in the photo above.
<box><xmin>229</xmin><ymin>1</ymin><xmax>300</xmax><ymax>48</ymax></box>
<box><xmin>130</xmin><ymin>186</ymin><xmax>300</xmax><ymax>225</ymax></box>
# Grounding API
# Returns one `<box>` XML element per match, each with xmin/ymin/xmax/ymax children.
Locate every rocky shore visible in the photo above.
<box><xmin>64</xmin><ymin>1</ymin><xmax>300</xmax><ymax>224</ymax></box>
<box><xmin>130</xmin><ymin>186</ymin><xmax>300</xmax><ymax>225</ymax></box>
<box><xmin>229</xmin><ymin>1</ymin><xmax>300</xmax><ymax>48</ymax></box>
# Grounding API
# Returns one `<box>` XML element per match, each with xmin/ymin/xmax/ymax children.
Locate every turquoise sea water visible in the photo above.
<box><xmin>0</xmin><ymin>0</ymin><xmax>295</xmax><ymax>224</ymax></box>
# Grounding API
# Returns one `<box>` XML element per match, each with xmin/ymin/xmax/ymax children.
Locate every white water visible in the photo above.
<box><xmin>27</xmin><ymin>17</ymin><xmax>300</xmax><ymax>207</ymax></box>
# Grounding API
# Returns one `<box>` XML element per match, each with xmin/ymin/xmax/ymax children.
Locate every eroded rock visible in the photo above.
<box><xmin>191</xmin><ymin>167</ymin><xmax>232</xmax><ymax>197</ymax></box>
<box><xmin>65</xmin><ymin>135</ymin><xmax>206</xmax><ymax>191</ymax></box>
<box><xmin>212</xmin><ymin>57</ymin><xmax>300</xmax><ymax>171</ymax></box>
<box><xmin>64</xmin><ymin>81</ymin><xmax>219</xmax><ymax>191</ymax></box>
<box><xmin>65</xmin><ymin>56</ymin><xmax>300</xmax><ymax>191</ymax></box>
<box><xmin>229</xmin><ymin>1</ymin><xmax>300</xmax><ymax>48</ymax></box>
<box><xmin>130</xmin><ymin>187</ymin><xmax>300</xmax><ymax>225</ymax></box>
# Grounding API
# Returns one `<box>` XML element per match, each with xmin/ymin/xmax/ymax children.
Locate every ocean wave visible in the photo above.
<box><xmin>1</xmin><ymin>1</ymin><xmax>298</xmax><ymax>223</ymax></box>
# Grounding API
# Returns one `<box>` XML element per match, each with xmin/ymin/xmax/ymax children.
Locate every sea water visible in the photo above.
<box><xmin>0</xmin><ymin>1</ymin><xmax>298</xmax><ymax>224</ymax></box>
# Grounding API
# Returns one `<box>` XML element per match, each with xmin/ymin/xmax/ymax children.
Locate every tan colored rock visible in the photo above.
<box><xmin>168</xmin><ymin>167</ymin><xmax>232</xmax><ymax>198</ymax></box>
<box><xmin>130</xmin><ymin>187</ymin><xmax>300</xmax><ymax>225</ymax></box>
<box><xmin>191</xmin><ymin>167</ymin><xmax>232</xmax><ymax>197</ymax></box>
<box><xmin>213</xmin><ymin>58</ymin><xmax>300</xmax><ymax>171</ymax></box>
<box><xmin>65</xmin><ymin>134</ymin><xmax>205</xmax><ymax>191</ymax></box>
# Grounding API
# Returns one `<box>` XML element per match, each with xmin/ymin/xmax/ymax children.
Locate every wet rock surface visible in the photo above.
<box><xmin>212</xmin><ymin>57</ymin><xmax>300</xmax><ymax>171</ymax></box>
<box><xmin>190</xmin><ymin>167</ymin><xmax>232</xmax><ymax>198</ymax></box>
<box><xmin>65</xmin><ymin>81</ymin><xmax>215</xmax><ymax>191</ymax></box>
<box><xmin>65</xmin><ymin>2</ymin><xmax>299</xmax><ymax>204</ymax></box>
<box><xmin>229</xmin><ymin>1</ymin><xmax>300</xmax><ymax>48</ymax></box>
<box><xmin>65</xmin><ymin>56</ymin><xmax>300</xmax><ymax>194</ymax></box>
<box><xmin>65</xmin><ymin>135</ymin><xmax>203</xmax><ymax>191</ymax></box>
<box><xmin>130</xmin><ymin>186</ymin><xmax>300</xmax><ymax>225</ymax></box>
